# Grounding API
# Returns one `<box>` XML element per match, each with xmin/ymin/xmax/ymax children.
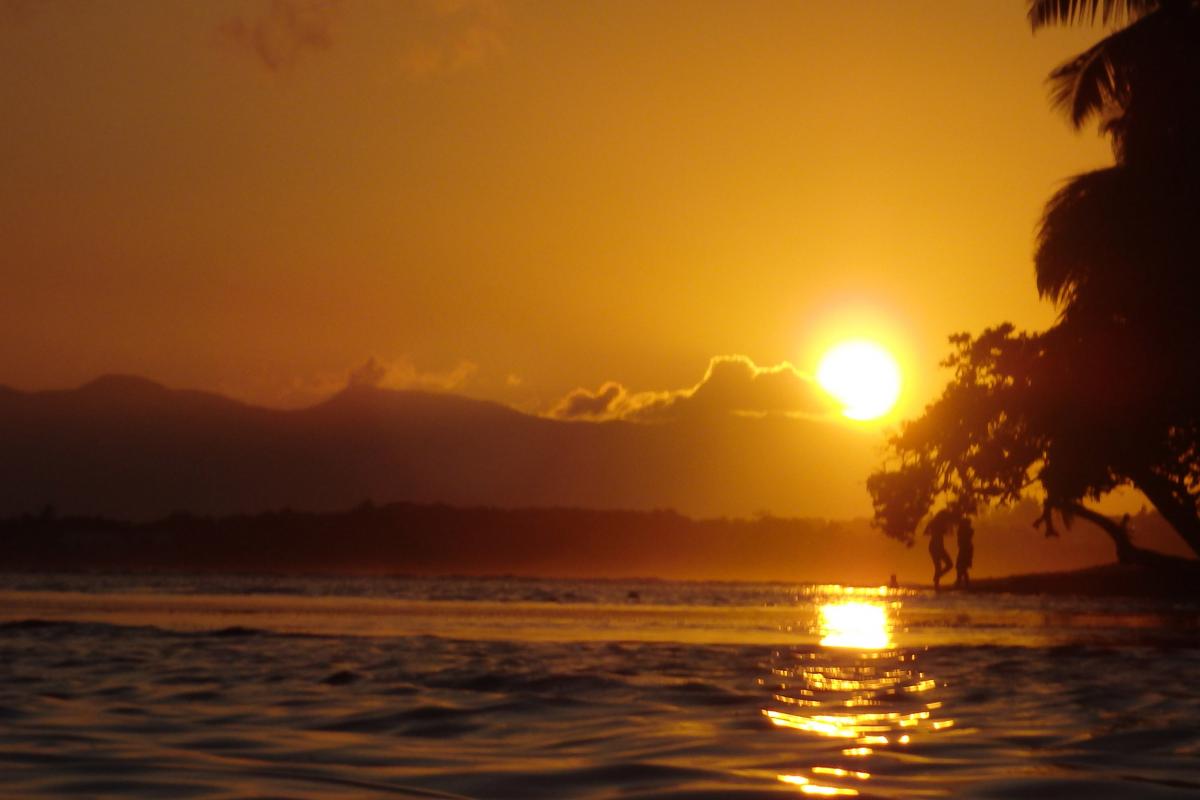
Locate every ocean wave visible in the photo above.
<box><xmin>2</xmin><ymin>620</ymin><xmax>1200</xmax><ymax>798</ymax></box>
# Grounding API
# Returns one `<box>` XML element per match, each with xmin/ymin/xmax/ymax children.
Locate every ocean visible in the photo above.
<box><xmin>1</xmin><ymin>573</ymin><xmax>1199</xmax><ymax>798</ymax></box>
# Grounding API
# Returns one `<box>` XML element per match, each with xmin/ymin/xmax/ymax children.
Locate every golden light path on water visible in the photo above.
<box><xmin>818</xmin><ymin>602</ymin><xmax>891</xmax><ymax>650</ymax></box>
<box><xmin>764</xmin><ymin>587</ymin><xmax>953</xmax><ymax>797</ymax></box>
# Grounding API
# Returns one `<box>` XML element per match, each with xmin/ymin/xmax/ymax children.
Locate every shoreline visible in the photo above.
<box><xmin>962</xmin><ymin>561</ymin><xmax>1200</xmax><ymax>599</ymax></box>
<box><xmin>4</xmin><ymin>561</ymin><xmax>1200</xmax><ymax>602</ymax></box>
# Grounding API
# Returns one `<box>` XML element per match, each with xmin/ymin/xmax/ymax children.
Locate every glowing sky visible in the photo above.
<box><xmin>1</xmin><ymin>0</ymin><xmax>1111</xmax><ymax>419</ymax></box>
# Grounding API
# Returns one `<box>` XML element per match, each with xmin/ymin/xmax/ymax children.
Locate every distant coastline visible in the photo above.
<box><xmin>0</xmin><ymin>502</ymin><xmax>883</xmax><ymax>584</ymax></box>
<box><xmin>2</xmin><ymin>500</ymin><xmax>1196</xmax><ymax>592</ymax></box>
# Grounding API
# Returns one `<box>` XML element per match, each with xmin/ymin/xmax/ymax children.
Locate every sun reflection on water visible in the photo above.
<box><xmin>763</xmin><ymin>588</ymin><xmax>954</xmax><ymax>796</ymax></box>
<box><xmin>819</xmin><ymin>602</ymin><xmax>892</xmax><ymax>649</ymax></box>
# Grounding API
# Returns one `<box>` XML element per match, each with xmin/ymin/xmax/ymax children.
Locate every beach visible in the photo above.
<box><xmin>2</xmin><ymin>574</ymin><xmax>1200</xmax><ymax>798</ymax></box>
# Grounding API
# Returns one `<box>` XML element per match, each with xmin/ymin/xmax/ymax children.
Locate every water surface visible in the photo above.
<box><xmin>1</xmin><ymin>574</ymin><xmax>1198</xmax><ymax>798</ymax></box>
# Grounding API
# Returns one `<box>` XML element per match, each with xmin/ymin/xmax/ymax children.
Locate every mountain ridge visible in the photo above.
<box><xmin>0</xmin><ymin>375</ymin><xmax>880</xmax><ymax>521</ymax></box>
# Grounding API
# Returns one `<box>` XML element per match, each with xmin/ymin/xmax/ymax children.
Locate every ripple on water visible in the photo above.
<box><xmin>1</xmin><ymin>585</ymin><xmax>1200</xmax><ymax>798</ymax></box>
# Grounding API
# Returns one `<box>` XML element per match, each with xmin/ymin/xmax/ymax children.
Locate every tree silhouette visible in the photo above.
<box><xmin>868</xmin><ymin>1</ymin><xmax>1200</xmax><ymax>565</ymax></box>
<box><xmin>1029</xmin><ymin>0</ymin><xmax>1200</xmax><ymax>166</ymax></box>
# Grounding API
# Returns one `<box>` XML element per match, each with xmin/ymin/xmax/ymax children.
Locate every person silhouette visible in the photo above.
<box><xmin>954</xmin><ymin>516</ymin><xmax>974</xmax><ymax>589</ymax></box>
<box><xmin>925</xmin><ymin>510</ymin><xmax>955</xmax><ymax>591</ymax></box>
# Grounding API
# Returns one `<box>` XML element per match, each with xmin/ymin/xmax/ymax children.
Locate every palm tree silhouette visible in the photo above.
<box><xmin>1029</xmin><ymin>0</ymin><xmax>1200</xmax><ymax>401</ymax></box>
<box><xmin>1027</xmin><ymin>0</ymin><xmax>1200</xmax><ymax>557</ymax></box>
<box><xmin>1028</xmin><ymin>0</ymin><xmax>1200</xmax><ymax>165</ymax></box>
<box><xmin>1030</xmin><ymin>0</ymin><xmax>1200</xmax><ymax>309</ymax></box>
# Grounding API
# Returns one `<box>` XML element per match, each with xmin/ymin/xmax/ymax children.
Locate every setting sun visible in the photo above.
<box><xmin>816</xmin><ymin>341</ymin><xmax>902</xmax><ymax>421</ymax></box>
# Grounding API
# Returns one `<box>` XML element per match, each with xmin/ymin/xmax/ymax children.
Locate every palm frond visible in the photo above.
<box><xmin>1033</xmin><ymin>167</ymin><xmax>1128</xmax><ymax>306</ymax></box>
<box><xmin>1028</xmin><ymin>0</ymin><xmax>1160</xmax><ymax>30</ymax></box>
<box><xmin>1047</xmin><ymin>41</ymin><xmax>1116</xmax><ymax>127</ymax></box>
<box><xmin>1044</xmin><ymin>8</ymin><xmax>1174</xmax><ymax>129</ymax></box>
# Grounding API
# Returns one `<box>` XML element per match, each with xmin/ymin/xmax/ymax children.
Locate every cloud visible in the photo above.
<box><xmin>551</xmin><ymin>381</ymin><xmax>627</xmax><ymax>420</ymax></box>
<box><xmin>253</xmin><ymin>356</ymin><xmax>477</xmax><ymax>407</ymax></box>
<box><xmin>217</xmin><ymin>0</ymin><xmax>505</xmax><ymax>77</ymax></box>
<box><xmin>551</xmin><ymin>356</ymin><xmax>837</xmax><ymax>423</ymax></box>
<box><xmin>218</xmin><ymin>0</ymin><xmax>342</xmax><ymax>73</ymax></box>
<box><xmin>347</xmin><ymin>356</ymin><xmax>387</xmax><ymax>389</ymax></box>
<box><xmin>397</xmin><ymin>0</ymin><xmax>506</xmax><ymax>79</ymax></box>
<box><xmin>630</xmin><ymin>356</ymin><xmax>834</xmax><ymax>422</ymax></box>
<box><xmin>346</xmin><ymin>356</ymin><xmax>477</xmax><ymax>393</ymax></box>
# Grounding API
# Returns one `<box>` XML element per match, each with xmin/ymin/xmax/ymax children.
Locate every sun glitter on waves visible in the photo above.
<box><xmin>818</xmin><ymin>601</ymin><xmax>892</xmax><ymax>650</ymax></box>
<box><xmin>816</xmin><ymin>340</ymin><xmax>902</xmax><ymax>421</ymax></box>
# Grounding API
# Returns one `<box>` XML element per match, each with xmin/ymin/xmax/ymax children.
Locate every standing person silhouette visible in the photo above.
<box><xmin>955</xmin><ymin>516</ymin><xmax>974</xmax><ymax>589</ymax></box>
<box><xmin>925</xmin><ymin>510</ymin><xmax>955</xmax><ymax>591</ymax></box>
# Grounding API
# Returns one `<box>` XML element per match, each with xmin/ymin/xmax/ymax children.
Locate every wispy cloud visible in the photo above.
<box><xmin>346</xmin><ymin>355</ymin><xmax>477</xmax><ymax>392</ymax></box>
<box><xmin>217</xmin><ymin>0</ymin><xmax>506</xmax><ymax>77</ymax></box>
<box><xmin>397</xmin><ymin>0</ymin><xmax>506</xmax><ymax>78</ymax></box>
<box><xmin>217</xmin><ymin>0</ymin><xmax>342</xmax><ymax>73</ymax></box>
<box><xmin>551</xmin><ymin>381</ymin><xmax>627</xmax><ymax>420</ymax></box>
<box><xmin>249</xmin><ymin>355</ymin><xmax>477</xmax><ymax>407</ymax></box>
<box><xmin>551</xmin><ymin>356</ymin><xmax>837</xmax><ymax>423</ymax></box>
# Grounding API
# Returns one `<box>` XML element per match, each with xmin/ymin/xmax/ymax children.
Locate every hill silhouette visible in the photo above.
<box><xmin>0</xmin><ymin>376</ymin><xmax>881</xmax><ymax>520</ymax></box>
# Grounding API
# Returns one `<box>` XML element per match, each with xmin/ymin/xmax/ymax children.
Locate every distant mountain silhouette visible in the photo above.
<box><xmin>0</xmin><ymin>376</ymin><xmax>882</xmax><ymax>520</ymax></box>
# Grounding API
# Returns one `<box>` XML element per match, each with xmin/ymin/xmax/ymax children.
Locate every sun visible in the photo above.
<box><xmin>816</xmin><ymin>340</ymin><xmax>902</xmax><ymax>421</ymax></box>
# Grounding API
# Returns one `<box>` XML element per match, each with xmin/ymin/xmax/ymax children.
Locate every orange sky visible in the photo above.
<box><xmin>1</xmin><ymin>1</ymin><xmax>1116</xmax><ymax>500</ymax></box>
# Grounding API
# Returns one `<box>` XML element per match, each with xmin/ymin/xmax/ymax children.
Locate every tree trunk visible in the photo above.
<box><xmin>1063</xmin><ymin>502</ymin><xmax>1192</xmax><ymax>568</ymax></box>
<box><xmin>1128</xmin><ymin>468</ymin><xmax>1200</xmax><ymax>559</ymax></box>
